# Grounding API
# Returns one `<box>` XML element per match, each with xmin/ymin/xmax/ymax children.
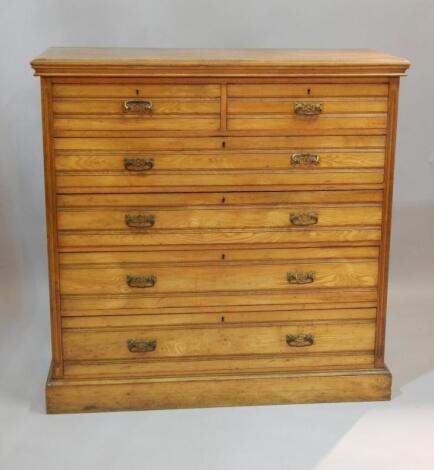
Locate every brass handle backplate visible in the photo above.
<box><xmin>123</xmin><ymin>99</ymin><xmax>153</xmax><ymax>113</ymax></box>
<box><xmin>290</xmin><ymin>212</ymin><xmax>318</xmax><ymax>226</ymax></box>
<box><xmin>291</xmin><ymin>153</ymin><xmax>320</xmax><ymax>166</ymax></box>
<box><xmin>294</xmin><ymin>102</ymin><xmax>323</xmax><ymax>116</ymax></box>
<box><xmin>127</xmin><ymin>275</ymin><xmax>157</xmax><ymax>288</ymax></box>
<box><xmin>286</xmin><ymin>334</ymin><xmax>314</xmax><ymax>347</ymax></box>
<box><xmin>124</xmin><ymin>158</ymin><xmax>154</xmax><ymax>172</ymax></box>
<box><xmin>125</xmin><ymin>214</ymin><xmax>155</xmax><ymax>228</ymax></box>
<box><xmin>287</xmin><ymin>271</ymin><xmax>316</xmax><ymax>284</ymax></box>
<box><xmin>127</xmin><ymin>339</ymin><xmax>157</xmax><ymax>352</ymax></box>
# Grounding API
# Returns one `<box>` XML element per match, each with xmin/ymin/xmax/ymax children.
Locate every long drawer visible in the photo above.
<box><xmin>62</xmin><ymin>321</ymin><xmax>376</xmax><ymax>361</ymax></box>
<box><xmin>55</xmin><ymin>135</ymin><xmax>386</xmax><ymax>191</ymax></box>
<box><xmin>59</xmin><ymin>246</ymin><xmax>379</xmax><ymax>314</ymax></box>
<box><xmin>59</xmin><ymin>246</ymin><xmax>378</xmax><ymax>298</ymax></box>
<box><xmin>57</xmin><ymin>191</ymin><xmax>382</xmax><ymax>248</ymax></box>
<box><xmin>58</xmin><ymin>204</ymin><xmax>382</xmax><ymax>231</ymax></box>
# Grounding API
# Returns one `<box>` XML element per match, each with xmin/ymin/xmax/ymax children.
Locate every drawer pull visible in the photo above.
<box><xmin>126</xmin><ymin>274</ymin><xmax>157</xmax><ymax>288</ymax></box>
<box><xmin>127</xmin><ymin>339</ymin><xmax>157</xmax><ymax>353</ymax></box>
<box><xmin>124</xmin><ymin>158</ymin><xmax>154</xmax><ymax>172</ymax></box>
<box><xmin>287</xmin><ymin>271</ymin><xmax>316</xmax><ymax>284</ymax></box>
<box><xmin>123</xmin><ymin>99</ymin><xmax>153</xmax><ymax>113</ymax></box>
<box><xmin>294</xmin><ymin>102</ymin><xmax>323</xmax><ymax>116</ymax></box>
<box><xmin>286</xmin><ymin>334</ymin><xmax>314</xmax><ymax>347</ymax></box>
<box><xmin>125</xmin><ymin>214</ymin><xmax>155</xmax><ymax>228</ymax></box>
<box><xmin>290</xmin><ymin>153</ymin><xmax>320</xmax><ymax>166</ymax></box>
<box><xmin>290</xmin><ymin>212</ymin><xmax>318</xmax><ymax>226</ymax></box>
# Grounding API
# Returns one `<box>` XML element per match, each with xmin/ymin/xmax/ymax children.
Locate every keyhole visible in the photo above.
<box><xmin>221</xmin><ymin>316</ymin><xmax>225</xmax><ymax>323</ymax></box>
<box><xmin>221</xmin><ymin>197</ymin><xmax>226</xmax><ymax>203</ymax></box>
<box><xmin>307</xmin><ymin>88</ymin><xmax>311</xmax><ymax>95</ymax></box>
<box><xmin>221</xmin><ymin>253</ymin><xmax>225</xmax><ymax>260</ymax></box>
<box><xmin>135</xmin><ymin>89</ymin><xmax>140</xmax><ymax>96</ymax></box>
<box><xmin>222</xmin><ymin>141</ymin><xmax>226</xmax><ymax>148</ymax></box>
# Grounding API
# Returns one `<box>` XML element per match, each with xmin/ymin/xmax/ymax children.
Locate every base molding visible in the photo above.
<box><xmin>46</xmin><ymin>365</ymin><xmax>391</xmax><ymax>414</ymax></box>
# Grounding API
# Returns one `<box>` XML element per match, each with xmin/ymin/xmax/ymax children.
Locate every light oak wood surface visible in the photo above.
<box><xmin>31</xmin><ymin>48</ymin><xmax>409</xmax><ymax>412</ymax></box>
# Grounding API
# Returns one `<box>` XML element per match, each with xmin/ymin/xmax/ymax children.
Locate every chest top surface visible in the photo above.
<box><xmin>31</xmin><ymin>48</ymin><xmax>410</xmax><ymax>77</ymax></box>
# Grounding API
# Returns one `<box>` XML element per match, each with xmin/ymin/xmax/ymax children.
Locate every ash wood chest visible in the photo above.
<box><xmin>31</xmin><ymin>48</ymin><xmax>410</xmax><ymax>413</ymax></box>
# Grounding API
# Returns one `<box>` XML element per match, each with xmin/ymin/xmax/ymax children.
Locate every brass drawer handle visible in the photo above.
<box><xmin>286</xmin><ymin>334</ymin><xmax>314</xmax><ymax>347</ymax></box>
<box><xmin>287</xmin><ymin>271</ymin><xmax>316</xmax><ymax>284</ymax></box>
<box><xmin>290</xmin><ymin>212</ymin><xmax>318</xmax><ymax>226</ymax></box>
<box><xmin>127</xmin><ymin>275</ymin><xmax>157</xmax><ymax>288</ymax></box>
<box><xmin>127</xmin><ymin>339</ymin><xmax>157</xmax><ymax>353</ymax></box>
<box><xmin>124</xmin><ymin>158</ymin><xmax>154</xmax><ymax>172</ymax></box>
<box><xmin>294</xmin><ymin>102</ymin><xmax>323</xmax><ymax>116</ymax></box>
<box><xmin>125</xmin><ymin>214</ymin><xmax>155</xmax><ymax>228</ymax></box>
<box><xmin>123</xmin><ymin>99</ymin><xmax>153</xmax><ymax>113</ymax></box>
<box><xmin>291</xmin><ymin>153</ymin><xmax>320</xmax><ymax>166</ymax></box>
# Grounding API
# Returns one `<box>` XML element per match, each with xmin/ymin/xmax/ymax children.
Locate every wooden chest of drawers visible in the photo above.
<box><xmin>31</xmin><ymin>48</ymin><xmax>410</xmax><ymax>413</ymax></box>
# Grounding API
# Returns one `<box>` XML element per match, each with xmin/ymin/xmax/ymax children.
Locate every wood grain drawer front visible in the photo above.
<box><xmin>227</xmin><ymin>84</ymin><xmax>387</xmax><ymax>133</ymax></box>
<box><xmin>53</xmin><ymin>83</ymin><xmax>221</xmax><ymax>134</ymax></box>
<box><xmin>56</xmin><ymin>151</ymin><xmax>385</xmax><ymax>172</ymax></box>
<box><xmin>59</xmin><ymin>247</ymin><xmax>379</xmax><ymax>310</ymax></box>
<box><xmin>62</xmin><ymin>321</ymin><xmax>376</xmax><ymax>361</ymax></box>
<box><xmin>58</xmin><ymin>205</ymin><xmax>382</xmax><ymax>231</ymax></box>
<box><xmin>60</xmin><ymin>259</ymin><xmax>378</xmax><ymax>296</ymax></box>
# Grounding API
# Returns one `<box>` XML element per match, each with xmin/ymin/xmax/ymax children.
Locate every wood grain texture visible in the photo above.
<box><xmin>45</xmin><ymin>367</ymin><xmax>392</xmax><ymax>413</ymax></box>
<box><xmin>62</xmin><ymin>321</ymin><xmax>375</xmax><ymax>361</ymax></box>
<box><xmin>375</xmin><ymin>77</ymin><xmax>400</xmax><ymax>367</ymax></box>
<box><xmin>31</xmin><ymin>47</ymin><xmax>410</xmax><ymax>77</ymax></box>
<box><xmin>55</xmin><ymin>151</ymin><xmax>385</xmax><ymax>172</ymax></box>
<box><xmin>63</xmin><ymin>352</ymin><xmax>375</xmax><ymax>378</ymax></box>
<box><xmin>32</xmin><ymin>48</ymin><xmax>408</xmax><ymax>413</ymax></box>
<box><xmin>61</xmin><ymin>307</ymin><xmax>377</xmax><ymax>329</ymax></box>
<box><xmin>57</xmin><ymin>205</ymin><xmax>382</xmax><ymax>231</ymax></box>
<box><xmin>60</xmin><ymin>289</ymin><xmax>378</xmax><ymax>314</ymax></box>
<box><xmin>40</xmin><ymin>79</ymin><xmax>63</xmax><ymax>378</ymax></box>
<box><xmin>60</xmin><ymin>260</ymin><xmax>378</xmax><ymax>295</ymax></box>
<box><xmin>57</xmin><ymin>190</ymin><xmax>384</xmax><ymax>206</ymax></box>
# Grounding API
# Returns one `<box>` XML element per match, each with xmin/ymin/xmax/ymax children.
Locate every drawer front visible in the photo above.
<box><xmin>55</xmin><ymin>135</ymin><xmax>385</xmax><ymax>191</ymax></box>
<box><xmin>227</xmin><ymin>83</ymin><xmax>388</xmax><ymax>133</ymax></box>
<box><xmin>53</xmin><ymin>83</ymin><xmax>221</xmax><ymax>134</ymax></box>
<box><xmin>57</xmin><ymin>191</ymin><xmax>382</xmax><ymax>248</ymax></box>
<box><xmin>58</xmin><ymin>205</ymin><xmax>382</xmax><ymax>231</ymax></box>
<box><xmin>56</xmin><ymin>151</ymin><xmax>385</xmax><ymax>172</ymax></box>
<box><xmin>60</xmin><ymin>259</ymin><xmax>378</xmax><ymax>295</ymax></box>
<box><xmin>59</xmin><ymin>247</ymin><xmax>379</xmax><ymax>314</ymax></box>
<box><xmin>62</xmin><ymin>321</ymin><xmax>376</xmax><ymax>361</ymax></box>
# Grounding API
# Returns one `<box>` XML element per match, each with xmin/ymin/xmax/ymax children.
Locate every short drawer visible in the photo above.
<box><xmin>53</xmin><ymin>83</ymin><xmax>221</xmax><ymax>134</ymax></box>
<box><xmin>227</xmin><ymin>83</ymin><xmax>388</xmax><ymax>133</ymax></box>
<box><xmin>62</xmin><ymin>321</ymin><xmax>376</xmax><ymax>361</ymax></box>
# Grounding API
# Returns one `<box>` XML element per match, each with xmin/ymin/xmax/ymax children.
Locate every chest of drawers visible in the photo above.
<box><xmin>31</xmin><ymin>48</ymin><xmax>410</xmax><ymax>413</ymax></box>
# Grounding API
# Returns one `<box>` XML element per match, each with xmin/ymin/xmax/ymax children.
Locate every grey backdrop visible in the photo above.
<box><xmin>0</xmin><ymin>1</ymin><xmax>433</xmax><ymax>469</ymax></box>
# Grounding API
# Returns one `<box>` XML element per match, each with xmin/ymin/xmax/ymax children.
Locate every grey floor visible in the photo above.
<box><xmin>1</xmin><ymin>202</ymin><xmax>433</xmax><ymax>470</ymax></box>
